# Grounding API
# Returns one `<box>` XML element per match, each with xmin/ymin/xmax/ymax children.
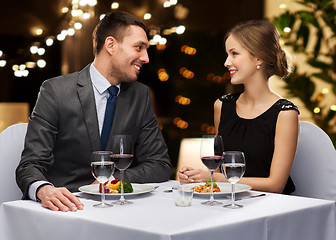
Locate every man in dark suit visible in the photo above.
<box><xmin>16</xmin><ymin>11</ymin><xmax>172</xmax><ymax>212</ymax></box>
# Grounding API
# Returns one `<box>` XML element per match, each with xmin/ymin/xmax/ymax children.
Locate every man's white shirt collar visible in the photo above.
<box><xmin>90</xmin><ymin>64</ymin><xmax>120</xmax><ymax>95</ymax></box>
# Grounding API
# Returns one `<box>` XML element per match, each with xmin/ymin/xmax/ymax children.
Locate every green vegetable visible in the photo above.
<box><xmin>205</xmin><ymin>180</ymin><xmax>217</xmax><ymax>188</ymax></box>
<box><xmin>117</xmin><ymin>181</ymin><xmax>133</xmax><ymax>193</ymax></box>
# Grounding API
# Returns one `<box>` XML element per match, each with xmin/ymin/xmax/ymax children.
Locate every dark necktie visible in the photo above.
<box><xmin>101</xmin><ymin>86</ymin><xmax>119</xmax><ymax>150</ymax></box>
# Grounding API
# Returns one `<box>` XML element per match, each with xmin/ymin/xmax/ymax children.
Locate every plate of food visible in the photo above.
<box><xmin>78</xmin><ymin>179</ymin><xmax>155</xmax><ymax>196</ymax></box>
<box><xmin>186</xmin><ymin>181</ymin><xmax>252</xmax><ymax>196</ymax></box>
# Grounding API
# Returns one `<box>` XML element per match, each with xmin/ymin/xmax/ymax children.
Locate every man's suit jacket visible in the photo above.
<box><xmin>16</xmin><ymin>64</ymin><xmax>172</xmax><ymax>199</ymax></box>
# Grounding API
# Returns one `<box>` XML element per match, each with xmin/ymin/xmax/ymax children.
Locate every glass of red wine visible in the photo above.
<box><xmin>111</xmin><ymin>135</ymin><xmax>133</xmax><ymax>205</ymax></box>
<box><xmin>200</xmin><ymin>135</ymin><xmax>224</xmax><ymax>206</ymax></box>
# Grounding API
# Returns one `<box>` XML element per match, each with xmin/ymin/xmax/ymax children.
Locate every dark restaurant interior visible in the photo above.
<box><xmin>1</xmin><ymin>1</ymin><xmax>336</xmax><ymax>238</ymax></box>
<box><xmin>0</xmin><ymin>0</ymin><xmax>264</xmax><ymax>175</ymax></box>
<box><xmin>0</xmin><ymin>0</ymin><xmax>335</xmax><ymax>177</ymax></box>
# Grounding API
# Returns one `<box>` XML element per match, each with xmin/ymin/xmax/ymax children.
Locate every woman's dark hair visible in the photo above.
<box><xmin>225</xmin><ymin>20</ymin><xmax>292</xmax><ymax>78</ymax></box>
<box><xmin>93</xmin><ymin>11</ymin><xmax>146</xmax><ymax>55</ymax></box>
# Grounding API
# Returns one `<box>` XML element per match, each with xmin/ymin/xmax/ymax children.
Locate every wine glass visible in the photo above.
<box><xmin>200</xmin><ymin>135</ymin><xmax>224</xmax><ymax>206</ymax></box>
<box><xmin>111</xmin><ymin>135</ymin><xmax>133</xmax><ymax>205</ymax></box>
<box><xmin>221</xmin><ymin>151</ymin><xmax>246</xmax><ymax>209</ymax></box>
<box><xmin>91</xmin><ymin>151</ymin><xmax>115</xmax><ymax>208</ymax></box>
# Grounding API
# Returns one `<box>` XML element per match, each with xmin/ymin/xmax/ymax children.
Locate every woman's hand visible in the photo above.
<box><xmin>177</xmin><ymin>166</ymin><xmax>211</xmax><ymax>184</ymax></box>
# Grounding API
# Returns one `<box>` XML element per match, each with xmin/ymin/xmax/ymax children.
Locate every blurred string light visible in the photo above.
<box><xmin>71</xmin><ymin>9</ymin><xmax>83</xmax><ymax>17</ymax></box>
<box><xmin>279</xmin><ymin>4</ymin><xmax>287</xmax><ymax>9</ymax></box>
<box><xmin>12</xmin><ymin>64</ymin><xmax>29</xmax><ymax>77</ymax></box>
<box><xmin>314</xmin><ymin>107</ymin><xmax>321</xmax><ymax>114</ymax></box>
<box><xmin>149</xmin><ymin>34</ymin><xmax>168</xmax><ymax>47</ymax></box>
<box><xmin>156</xmin><ymin>44</ymin><xmax>166</xmax><ymax>51</ymax></box>
<box><xmin>35</xmin><ymin>28</ymin><xmax>43</xmax><ymax>36</ymax></box>
<box><xmin>175</xmin><ymin>95</ymin><xmax>190</xmax><ymax>105</ymax></box>
<box><xmin>62</xmin><ymin>7</ymin><xmax>69</xmax><ymax>13</ymax></box>
<box><xmin>0</xmin><ymin>60</ymin><xmax>6</xmax><ymax>67</ymax></box>
<box><xmin>25</xmin><ymin>62</ymin><xmax>36</xmax><ymax>68</ymax></box>
<box><xmin>30</xmin><ymin>46</ymin><xmax>38</xmax><ymax>54</ymax></box>
<box><xmin>37</xmin><ymin>59</ymin><xmax>46</xmax><ymax>68</ymax></box>
<box><xmin>200</xmin><ymin>123</ymin><xmax>215</xmax><ymax>134</ymax></box>
<box><xmin>316</xmin><ymin>88</ymin><xmax>330</xmax><ymax>102</ymax></box>
<box><xmin>159</xmin><ymin>38</ymin><xmax>167</xmax><ymax>45</ymax></box>
<box><xmin>157</xmin><ymin>68</ymin><xmax>169</xmax><ymax>81</ymax></box>
<box><xmin>83</xmin><ymin>12</ymin><xmax>91</xmax><ymax>19</ymax></box>
<box><xmin>284</xmin><ymin>27</ymin><xmax>291</xmax><ymax>33</ymax></box>
<box><xmin>163</xmin><ymin>0</ymin><xmax>178</xmax><ymax>8</ymax></box>
<box><xmin>37</xmin><ymin>48</ymin><xmax>46</xmax><ymax>56</ymax></box>
<box><xmin>181</xmin><ymin>45</ymin><xmax>196</xmax><ymax>55</ymax></box>
<box><xmin>176</xmin><ymin>25</ymin><xmax>186</xmax><ymax>34</ymax></box>
<box><xmin>111</xmin><ymin>2</ymin><xmax>119</xmax><ymax>9</ymax></box>
<box><xmin>0</xmin><ymin>49</ymin><xmax>5</xmax><ymax>67</ymax></box>
<box><xmin>57</xmin><ymin>33</ymin><xmax>66</xmax><ymax>41</ymax></box>
<box><xmin>278</xmin><ymin>4</ymin><xmax>291</xmax><ymax>34</ymax></box>
<box><xmin>78</xmin><ymin>0</ymin><xmax>97</xmax><ymax>7</ymax></box>
<box><xmin>173</xmin><ymin>117</ymin><xmax>188</xmax><ymax>129</ymax></box>
<box><xmin>68</xmin><ymin>28</ymin><xmax>76</xmax><ymax>36</ymax></box>
<box><xmin>321</xmin><ymin>88</ymin><xmax>329</xmax><ymax>94</ymax></box>
<box><xmin>1</xmin><ymin>0</ymin><xmax>97</xmax><ymax>77</ymax></box>
<box><xmin>179</xmin><ymin>67</ymin><xmax>194</xmax><ymax>79</ymax></box>
<box><xmin>207</xmin><ymin>73</ymin><xmax>229</xmax><ymax>84</ymax></box>
<box><xmin>74</xmin><ymin>22</ymin><xmax>83</xmax><ymax>29</ymax></box>
<box><xmin>144</xmin><ymin>13</ymin><xmax>151</xmax><ymax>20</ymax></box>
<box><xmin>153</xmin><ymin>34</ymin><xmax>162</xmax><ymax>42</ymax></box>
<box><xmin>46</xmin><ymin>37</ymin><xmax>54</xmax><ymax>46</ymax></box>
<box><xmin>149</xmin><ymin>24</ymin><xmax>186</xmax><ymax>46</ymax></box>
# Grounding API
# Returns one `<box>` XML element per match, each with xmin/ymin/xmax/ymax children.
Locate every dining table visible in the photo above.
<box><xmin>0</xmin><ymin>180</ymin><xmax>335</xmax><ymax>240</ymax></box>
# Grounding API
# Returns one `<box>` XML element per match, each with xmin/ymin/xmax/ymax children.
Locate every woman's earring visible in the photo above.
<box><xmin>256</xmin><ymin>65</ymin><xmax>261</xmax><ymax>70</ymax></box>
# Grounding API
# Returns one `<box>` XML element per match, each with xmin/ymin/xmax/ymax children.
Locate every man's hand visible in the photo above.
<box><xmin>36</xmin><ymin>185</ymin><xmax>84</xmax><ymax>212</ymax></box>
<box><xmin>91</xmin><ymin>179</ymin><xmax>99</xmax><ymax>184</ymax></box>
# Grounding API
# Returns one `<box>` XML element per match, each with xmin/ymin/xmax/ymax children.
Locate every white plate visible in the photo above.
<box><xmin>187</xmin><ymin>182</ymin><xmax>251</xmax><ymax>195</ymax></box>
<box><xmin>78</xmin><ymin>183</ymin><xmax>155</xmax><ymax>196</ymax></box>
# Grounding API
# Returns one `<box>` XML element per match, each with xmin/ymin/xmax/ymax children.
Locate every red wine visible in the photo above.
<box><xmin>111</xmin><ymin>154</ymin><xmax>133</xmax><ymax>170</ymax></box>
<box><xmin>201</xmin><ymin>156</ymin><xmax>224</xmax><ymax>170</ymax></box>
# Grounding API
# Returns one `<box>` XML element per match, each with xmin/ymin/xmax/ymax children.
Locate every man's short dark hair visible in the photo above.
<box><xmin>92</xmin><ymin>11</ymin><xmax>146</xmax><ymax>55</ymax></box>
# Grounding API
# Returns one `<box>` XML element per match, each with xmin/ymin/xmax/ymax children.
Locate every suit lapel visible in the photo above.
<box><xmin>77</xmin><ymin>65</ymin><xmax>100</xmax><ymax>151</ymax></box>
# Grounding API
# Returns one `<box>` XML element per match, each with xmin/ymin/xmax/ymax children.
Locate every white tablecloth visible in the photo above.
<box><xmin>1</xmin><ymin>181</ymin><xmax>335</xmax><ymax>240</ymax></box>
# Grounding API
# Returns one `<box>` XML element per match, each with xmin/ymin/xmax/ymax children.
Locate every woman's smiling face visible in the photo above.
<box><xmin>224</xmin><ymin>34</ymin><xmax>259</xmax><ymax>85</ymax></box>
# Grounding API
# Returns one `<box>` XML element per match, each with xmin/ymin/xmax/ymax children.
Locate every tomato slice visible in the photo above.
<box><xmin>111</xmin><ymin>178</ymin><xmax>119</xmax><ymax>184</ymax></box>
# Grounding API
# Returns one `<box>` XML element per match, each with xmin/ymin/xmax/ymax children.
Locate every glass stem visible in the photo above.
<box><xmin>120</xmin><ymin>170</ymin><xmax>125</xmax><ymax>201</ymax></box>
<box><xmin>101</xmin><ymin>183</ymin><xmax>106</xmax><ymax>205</ymax></box>
<box><xmin>209</xmin><ymin>171</ymin><xmax>214</xmax><ymax>202</ymax></box>
<box><xmin>231</xmin><ymin>183</ymin><xmax>235</xmax><ymax>205</ymax></box>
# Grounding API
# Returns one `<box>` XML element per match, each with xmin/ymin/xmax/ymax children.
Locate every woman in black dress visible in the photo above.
<box><xmin>178</xmin><ymin>20</ymin><xmax>299</xmax><ymax>194</ymax></box>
